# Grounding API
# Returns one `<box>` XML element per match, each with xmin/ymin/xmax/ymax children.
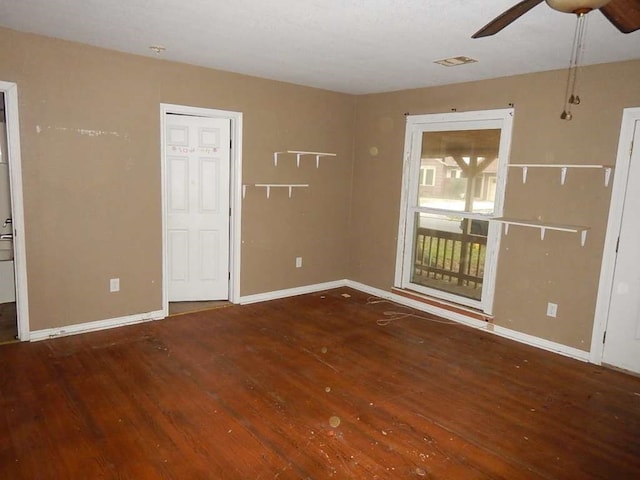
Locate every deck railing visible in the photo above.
<box><xmin>413</xmin><ymin>228</ymin><xmax>487</xmax><ymax>291</ymax></box>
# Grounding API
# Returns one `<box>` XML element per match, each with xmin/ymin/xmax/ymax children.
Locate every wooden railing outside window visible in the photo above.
<box><xmin>413</xmin><ymin>228</ymin><xmax>487</xmax><ymax>295</ymax></box>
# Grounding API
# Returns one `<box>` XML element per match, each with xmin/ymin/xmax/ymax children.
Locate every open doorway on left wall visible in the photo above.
<box><xmin>0</xmin><ymin>92</ymin><xmax>17</xmax><ymax>343</ymax></box>
<box><xmin>0</xmin><ymin>81</ymin><xmax>30</xmax><ymax>343</ymax></box>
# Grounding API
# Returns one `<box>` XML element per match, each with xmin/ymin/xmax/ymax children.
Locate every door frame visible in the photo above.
<box><xmin>160</xmin><ymin>104</ymin><xmax>243</xmax><ymax>315</ymax></box>
<box><xmin>590</xmin><ymin>107</ymin><xmax>640</xmax><ymax>364</ymax></box>
<box><xmin>0</xmin><ymin>81</ymin><xmax>30</xmax><ymax>340</ymax></box>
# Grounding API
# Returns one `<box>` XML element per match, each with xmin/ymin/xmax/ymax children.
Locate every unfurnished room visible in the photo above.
<box><xmin>0</xmin><ymin>0</ymin><xmax>639</xmax><ymax>478</ymax></box>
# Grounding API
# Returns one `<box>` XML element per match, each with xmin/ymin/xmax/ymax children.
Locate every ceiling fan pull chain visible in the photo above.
<box><xmin>561</xmin><ymin>12</ymin><xmax>589</xmax><ymax>120</ymax></box>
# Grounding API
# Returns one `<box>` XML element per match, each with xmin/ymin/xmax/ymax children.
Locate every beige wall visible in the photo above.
<box><xmin>2</xmin><ymin>24</ymin><xmax>639</xmax><ymax>352</ymax></box>
<box><xmin>351</xmin><ymin>60</ymin><xmax>640</xmax><ymax>350</ymax></box>
<box><xmin>0</xmin><ymin>27</ymin><xmax>355</xmax><ymax>331</ymax></box>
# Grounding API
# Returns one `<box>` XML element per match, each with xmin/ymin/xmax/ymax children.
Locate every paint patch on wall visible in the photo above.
<box><xmin>36</xmin><ymin>125</ymin><xmax>128</xmax><ymax>139</ymax></box>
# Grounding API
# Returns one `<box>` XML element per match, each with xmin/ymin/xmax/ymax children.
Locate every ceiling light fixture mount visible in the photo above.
<box><xmin>545</xmin><ymin>0</ymin><xmax>611</xmax><ymax>13</ymax></box>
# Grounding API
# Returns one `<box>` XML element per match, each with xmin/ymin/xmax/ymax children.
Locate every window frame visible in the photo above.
<box><xmin>394</xmin><ymin>108</ymin><xmax>514</xmax><ymax>314</ymax></box>
<box><xmin>419</xmin><ymin>165</ymin><xmax>437</xmax><ymax>187</ymax></box>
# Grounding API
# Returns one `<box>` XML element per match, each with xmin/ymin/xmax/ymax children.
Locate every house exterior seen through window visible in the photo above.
<box><xmin>396</xmin><ymin>109</ymin><xmax>514</xmax><ymax>313</ymax></box>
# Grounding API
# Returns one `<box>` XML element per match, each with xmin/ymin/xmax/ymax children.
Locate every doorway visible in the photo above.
<box><xmin>0</xmin><ymin>81</ymin><xmax>29</xmax><ymax>342</ymax></box>
<box><xmin>592</xmin><ymin>107</ymin><xmax>640</xmax><ymax>374</ymax></box>
<box><xmin>160</xmin><ymin>104</ymin><xmax>243</xmax><ymax>317</ymax></box>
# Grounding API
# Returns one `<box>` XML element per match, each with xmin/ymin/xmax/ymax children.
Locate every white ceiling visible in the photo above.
<box><xmin>0</xmin><ymin>0</ymin><xmax>638</xmax><ymax>94</ymax></box>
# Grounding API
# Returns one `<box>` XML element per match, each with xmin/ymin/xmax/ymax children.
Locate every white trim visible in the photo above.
<box><xmin>394</xmin><ymin>108</ymin><xmax>514</xmax><ymax>314</ymax></box>
<box><xmin>419</xmin><ymin>165</ymin><xmax>437</xmax><ymax>187</ymax></box>
<box><xmin>590</xmin><ymin>107</ymin><xmax>640</xmax><ymax>364</ymax></box>
<box><xmin>29</xmin><ymin>310</ymin><xmax>164</xmax><ymax>342</ymax></box>
<box><xmin>347</xmin><ymin>280</ymin><xmax>487</xmax><ymax>328</ymax></box>
<box><xmin>160</xmin><ymin>104</ymin><xmax>243</xmax><ymax>315</ymax></box>
<box><xmin>491</xmin><ymin>324</ymin><xmax>589</xmax><ymax>362</ymax></box>
<box><xmin>0</xmin><ymin>81</ymin><xmax>30</xmax><ymax>341</ymax></box>
<box><xmin>239</xmin><ymin>280</ymin><xmax>347</xmax><ymax>305</ymax></box>
<box><xmin>24</xmin><ymin>275</ymin><xmax>589</xmax><ymax>362</ymax></box>
<box><xmin>239</xmin><ymin>277</ymin><xmax>590</xmax><ymax>362</ymax></box>
<box><xmin>394</xmin><ymin>119</ymin><xmax>414</xmax><ymax>289</ymax></box>
<box><xmin>345</xmin><ymin>280</ymin><xmax>589</xmax><ymax>362</ymax></box>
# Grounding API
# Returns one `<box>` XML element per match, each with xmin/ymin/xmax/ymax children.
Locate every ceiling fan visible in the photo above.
<box><xmin>472</xmin><ymin>0</ymin><xmax>640</xmax><ymax>38</ymax></box>
<box><xmin>472</xmin><ymin>0</ymin><xmax>640</xmax><ymax>120</ymax></box>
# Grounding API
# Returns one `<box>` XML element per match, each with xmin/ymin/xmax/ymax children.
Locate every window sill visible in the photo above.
<box><xmin>391</xmin><ymin>287</ymin><xmax>493</xmax><ymax>323</ymax></box>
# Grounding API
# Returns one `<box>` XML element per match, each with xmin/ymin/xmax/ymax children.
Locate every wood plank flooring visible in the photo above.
<box><xmin>168</xmin><ymin>300</ymin><xmax>230</xmax><ymax>316</ymax></box>
<box><xmin>0</xmin><ymin>301</ymin><xmax>17</xmax><ymax>344</ymax></box>
<box><xmin>1</xmin><ymin>288</ymin><xmax>639</xmax><ymax>479</ymax></box>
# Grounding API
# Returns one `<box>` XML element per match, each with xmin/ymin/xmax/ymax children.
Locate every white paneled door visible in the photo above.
<box><xmin>165</xmin><ymin>114</ymin><xmax>231</xmax><ymax>301</ymax></box>
<box><xmin>602</xmin><ymin>120</ymin><xmax>640</xmax><ymax>374</ymax></box>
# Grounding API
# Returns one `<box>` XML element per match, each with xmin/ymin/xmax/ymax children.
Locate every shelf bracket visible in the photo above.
<box><xmin>494</xmin><ymin>217</ymin><xmax>589</xmax><ymax>247</ymax></box>
<box><xmin>560</xmin><ymin>167</ymin><xmax>568</xmax><ymax>185</ymax></box>
<box><xmin>252</xmin><ymin>184</ymin><xmax>309</xmax><ymax>199</ymax></box>
<box><xmin>274</xmin><ymin>150</ymin><xmax>336</xmax><ymax>168</ymax></box>
<box><xmin>521</xmin><ymin>166</ymin><xmax>528</xmax><ymax>183</ymax></box>
<box><xmin>604</xmin><ymin>167</ymin><xmax>612</xmax><ymax>187</ymax></box>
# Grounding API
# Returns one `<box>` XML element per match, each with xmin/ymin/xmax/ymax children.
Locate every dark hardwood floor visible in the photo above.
<box><xmin>168</xmin><ymin>300</ymin><xmax>230</xmax><ymax>316</ymax></box>
<box><xmin>0</xmin><ymin>301</ymin><xmax>17</xmax><ymax>344</ymax></box>
<box><xmin>1</xmin><ymin>288</ymin><xmax>639</xmax><ymax>479</ymax></box>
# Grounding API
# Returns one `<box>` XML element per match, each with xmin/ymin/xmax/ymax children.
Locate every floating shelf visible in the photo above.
<box><xmin>508</xmin><ymin>164</ymin><xmax>613</xmax><ymax>187</ymax></box>
<box><xmin>243</xmin><ymin>183</ymin><xmax>309</xmax><ymax>199</ymax></box>
<box><xmin>492</xmin><ymin>217</ymin><xmax>590</xmax><ymax>247</ymax></box>
<box><xmin>273</xmin><ymin>150</ymin><xmax>337</xmax><ymax>168</ymax></box>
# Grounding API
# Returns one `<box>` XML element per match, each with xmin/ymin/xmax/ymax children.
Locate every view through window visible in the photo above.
<box><xmin>396</xmin><ymin>110</ymin><xmax>513</xmax><ymax>312</ymax></box>
<box><xmin>413</xmin><ymin>129</ymin><xmax>500</xmax><ymax>300</ymax></box>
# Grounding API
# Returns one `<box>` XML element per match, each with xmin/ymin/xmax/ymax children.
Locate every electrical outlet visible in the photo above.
<box><xmin>295</xmin><ymin>257</ymin><xmax>303</xmax><ymax>268</ymax></box>
<box><xmin>110</xmin><ymin>278</ymin><xmax>120</xmax><ymax>293</ymax></box>
<box><xmin>546</xmin><ymin>302</ymin><xmax>557</xmax><ymax>318</ymax></box>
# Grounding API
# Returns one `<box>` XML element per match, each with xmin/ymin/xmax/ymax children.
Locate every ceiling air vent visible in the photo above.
<box><xmin>434</xmin><ymin>56</ymin><xmax>477</xmax><ymax>67</ymax></box>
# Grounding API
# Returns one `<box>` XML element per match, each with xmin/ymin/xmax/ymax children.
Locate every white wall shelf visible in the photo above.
<box><xmin>492</xmin><ymin>217</ymin><xmax>590</xmax><ymax>247</ymax></box>
<box><xmin>508</xmin><ymin>164</ymin><xmax>613</xmax><ymax>187</ymax></box>
<box><xmin>243</xmin><ymin>183</ymin><xmax>309</xmax><ymax>199</ymax></box>
<box><xmin>273</xmin><ymin>150</ymin><xmax>336</xmax><ymax>168</ymax></box>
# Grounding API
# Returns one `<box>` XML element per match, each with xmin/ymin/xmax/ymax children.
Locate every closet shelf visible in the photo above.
<box><xmin>243</xmin><ymin>183</ymin><xmax>309</xmax><ymax>199</ymax></box>
<box><xmin>492</xmin><ymin>217</ymin><xmax>590</xmax><ymax>247</ymax></box>
<box><xmin>273</xmin><ymin>150</ymin><xmax>336</xmax><ymax>168</ymax></box>
<box><xmin>508</xmin><ymin>164</ymin><xmax>613</xmax><ymax>186</ymax></box>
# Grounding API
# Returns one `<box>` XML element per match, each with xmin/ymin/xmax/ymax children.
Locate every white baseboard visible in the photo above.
<box><xmin>489</xmin><ymin>324</ymin><xmax>589</xmax><ymax>362</ymax></box>
<box><xmin>239</xmin><ymin>280</ymin><xmax>347</xmax><ymax>305</ymax></box>
<box><xmin>345</xmin><ymin>280</ymin><xmax>589</xmax><ymax>362</ymax></box>
<box><xmin>28</xmin><ymin>279</ymin><xmax>590</xmax><ymax>363</ymax></box>
<box><xmin>29</xmin><ymin>309</ymin><xmax>165</xmax><ymax>342</ymax></box>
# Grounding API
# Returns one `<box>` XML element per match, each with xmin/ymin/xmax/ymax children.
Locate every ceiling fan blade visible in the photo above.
<box><xmin>600</xmin><ymin>0</ymin><xmax>640</xmax><ymax>33</ymax></box>
<box><xmin>472</xmin><ymin>0</ymin><xmax>545</xmax><ymax>38</ymax></box>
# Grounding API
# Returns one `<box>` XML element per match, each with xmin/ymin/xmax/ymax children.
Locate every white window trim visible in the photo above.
<box><xmin>447</xmin><ymin>168</ymin><xmax>462</xmax><ymax>179</ymax></box>
<box><xmin>394</xmin><ymin>109</ymin><xmax>514</xmax><ymax>314</ymax></box>
<box><xmin>419</xmin><ymin>165</ymin><xmax>437</xmax><ymax>186</ymax></box>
